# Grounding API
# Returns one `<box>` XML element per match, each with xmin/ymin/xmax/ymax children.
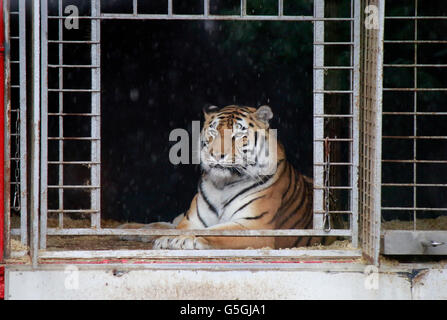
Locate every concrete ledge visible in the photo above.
<box><xmin>7</xmin><ymin>262</ymin><xmax>445</xmax><ymax>299</ymax></box>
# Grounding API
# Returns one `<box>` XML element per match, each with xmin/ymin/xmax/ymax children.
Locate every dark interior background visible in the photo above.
<box><xmin>381</xmin><ymin>1</ymin><xmax>447</xmax><ymax>222</ymax></box>
<box><xmin>98</xmin><ymin>1</ymin><xmax>315</xmax><ymax>223</ymax></box>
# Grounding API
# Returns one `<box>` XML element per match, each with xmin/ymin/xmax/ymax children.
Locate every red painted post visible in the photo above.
<box><xmin>0</xmin><ymin>0</ymin><xmax>4</xmax><ymax>265</ymax></box>
<box><xmin>0</xmin><ymin>0</ymin><xmax>5</xmax><ymax>300</ymax></box>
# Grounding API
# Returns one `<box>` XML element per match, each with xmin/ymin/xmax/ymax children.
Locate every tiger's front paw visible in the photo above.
<box><xmin>152</xmin><ymin>235</ymin><xmax>210</xmax><ymax>250</ymax></box>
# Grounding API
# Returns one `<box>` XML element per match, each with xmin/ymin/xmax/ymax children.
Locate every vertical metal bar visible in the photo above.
<box><xmin>31</xmin><ymin>0</ymin><xmax>41</xmax><ymax>266</ymax></box>
<box><xmin>370</xmin><ymin>0</ymin><xmax>384</xmax><ymax>265</ymax></box>
<box><xmin>313</xmin><ymin>0</ymin><xmax>325</xmax><ymax>230</ymax></box>
<box><xmin>241</xmin><ymin>0</ymin><xmax>246</xmax><ymax>16</ymax></box>
<box><xmin>1</xmin><ymin>0</ymin><xmax>8</xmax><ymax>261</ymax></box>
<box><xmin>168</xmin><ymin>0</ymin><xmax>173</xmax><ymax>16</ymax></box>
<box><xmin>133</xmin><ymin>0</ymin><xmax>137</xmax><ymax>16</ymax></box>
<box><xmin>412</xmin><ymin>0</ymin><xmax>418</xmax><ymax>231</ymax></box>
<box><xmin>278</xmin><ymin>0</ymin><xmax>283</xmax><ymax>17</ymax></box>
<box><xmin>19</xmin><ymin>0</ymin><xmax>27</xmax><ymax>245</ymax></box>
<box><xmin>351</xmin><ymin>0</ymin><xmax>361</xmax><ymax>248</ymax></box>
<box><xmin>204</xmin><ymin>0</ymin><xmax>209</xmax><ymax>17</ymax></box>
<box><xmin>91</xmin><ymin>0</ymin><xmax>101</xmax><ymax>228</ymax></box>
<box><xmin>58</xmin><ymin>0</ymin><xmax>64</xmax><ymax>229</ymax></box>
<box><xmin>40</xmin><ymin>0</ymin><xmax>48</xmax><ymax>250</ymax></box>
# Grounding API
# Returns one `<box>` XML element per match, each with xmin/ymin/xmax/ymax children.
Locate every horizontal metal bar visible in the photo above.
<box><xmin>383</xmin><ymin>88</ymin><xmax>447</xmax><ymax>91</ymax></box>
<box><xmin>382</xmin><ymin>136</ymin><xmax>447</xmax><ymax>140</ymax></box>
<box><xmin>48</xmin><ymin>161</ymin><xmax>100</xmax><ymax>165</ymax></box>
<box><xmin>382</xmin><ymin>159</ymin><xmax>447</xmax><ymax>164</ymax></box>
<box><xmin>38</xmin><ymin>248</ymin><xmax>361</xmax><ymax>260</ymax></box>
<box><xmin>46</xmin><ymin>228</ymin><xmax>352</xmax><ymax>237</ymax></box>
<box><xmin>385</xmin><ymin>16</ymin><xmax>447</xmax><ymax>20</ymax></box>
<box><xmin>385</xmin><ymin>40</ymin><xmax>447</xmax><ymax>44</ymax></box>
<box><xmin>313</xmin><ymin>42</ymin><xmax>354</xmax><ymax>45</ymax></box>
<box><xmin>382</xmin><ymin>183</ymin><xmax>447</xmax><ymax>187</ymax></box>
<box><xmin>314</xmin><ymin>114</ymin><xmax>353</xmax><ymax>118</ymax></box>
<box><xmin>48</xmin><ymin>89</ymin><xmax>101</xmax><ymax>92</ymax></box>
<box><xmin>48</xmin><ymin>209</ymin><xmax>100</xmax><ymax>213</ymax></box>
<box><xmin>48</xmin><ymin>64</ymin><xmax>100</xmax><ymax>68</ymax></box>
<box><xmin>10</xmin><ymin>228</ymin><xmax>21</xmax><ymax>236</ymax></box>
<box><xmin>47</xmin><ymin>185</ymin><xmax>100</xmax><ymax>189</ymax></box>
<box><xmin>47</xmin><ymin>137</ymin><xmax>100</xmax><ymax>140</ymax></box>
<box><xmin>313</xmin><ymin>66</ymin><xmax>354</xmax><ymax>70</ymax></box>
<box><xmin>314</xmin><ymin>162</ymin><xmax>353</xmax><ymax>166</ymax></box>
<box><xmin>314</xmin><ymin>210</ymin><xmax>352</xmax><ymax>214</ymax></box>
<box><xmin>47</xmin><ymin>14</ymin><xmax>354</xmax><ymax>22</ymax></box>
<box><xmin>314</xmin><ymin>138</ymin><xmax>353</xmax><ymax>142</ymax></box>
<box><xmin>383</xmin><ymin>112</ymin><xmax>447</xmax><ymax>115</ymax></box>
<box><xmin>313</xmin><ymin>90</ymin><xmax>353</xmax><ymax>94</ymax></box>
<box><xmin>48</xmin><ymin>113</ymin><xmax>100</xmax><ymax>116</ymax></box>
<box><xmin>48</xmin><ymin>40</ymin><xmax>100</xmax><ymax>44</ymax></box>
<box><xmin>384</xmin><ymin>64</ymin><xmax>447</xmax><ymax>68</ymax></box>
<box><xmin>382</xmin><ymin>207</ymin><xmax>447</xmax><ymax>211</ymax></box>
<box><xmin>313</xmin><ymin>186</ymin><xmax>353</xmax><ymax>190</ymax></box>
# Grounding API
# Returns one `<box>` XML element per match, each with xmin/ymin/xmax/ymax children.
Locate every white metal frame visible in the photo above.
<box><xmin>6</xmin><ymin>0</ymin><xmax>370</xmax><ymax>264</ymax></box>
<box><xmin>5</xmin><ymin>0</ymin><xmax>27</xmax><ymax>251</ymax></box>
<box><xmin>380</xmin><ymin>0</ymin><xmax>447</xmax><ymax>255</ymax></box>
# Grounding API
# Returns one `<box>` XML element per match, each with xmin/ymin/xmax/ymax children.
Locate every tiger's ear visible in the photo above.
<box><xmin>203</xmin><ymin>105</ymin><xmax>219</xmax><ymax>119</ymax></box>
<box><xmin>255</xmin><ymin>105</ymin><xmax>273</xmax><ymax>123</ymax></box>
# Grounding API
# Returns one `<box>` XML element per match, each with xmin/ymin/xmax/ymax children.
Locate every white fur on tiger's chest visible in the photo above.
<box><xmin>199</xmin><ymin>177</ymin><xmax>251</xmax><ymax>222</ymax></box>
<box><xmin>199</xmin><ymin>176</ymin><xmax>275</xmax><ymax>224</ymax></box>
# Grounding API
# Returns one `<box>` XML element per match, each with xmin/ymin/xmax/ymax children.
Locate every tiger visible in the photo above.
<box><xmin>151</xmin><ymin>104</ymin><xmax>322</xmax><ymax>250</ymax></box>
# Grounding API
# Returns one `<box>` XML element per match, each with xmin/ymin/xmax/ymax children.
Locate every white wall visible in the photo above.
<box><xmin>7</xmin><ymin>263</ymin><xmax>446</xmax><ymax>300</ymax></box>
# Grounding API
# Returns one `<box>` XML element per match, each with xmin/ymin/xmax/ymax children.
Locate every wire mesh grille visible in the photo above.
<box><xmin>312</xmin><ymin>0</ymin><xmax>359</xmax><ymax>245</ymax></box>
<box><xmin>381</xmin><ymin>0</ymin><xmax>447</xmax><ymax>233</ymax></box>
<box><xmin>7</xmin><ymin>0</ymin><xmax>27</xmax><ymax>246</ymax></box>
<box><xmin>358</xmin><ymin>0</ymin><xmax>384</xmax><ymax>264</ymax></box>
<box><xmin>40</xmin><ymin>0</ymin><xmax>101</xmax><ymax>248</ymax></box>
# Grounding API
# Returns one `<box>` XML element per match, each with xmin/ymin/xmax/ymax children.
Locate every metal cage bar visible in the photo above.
<box><xmin>38</xmin><ymin>0</ymin><xmax>103</xmax><ymax>247</ymax></box>
<box><xmin>39</xmin><ymin>0</ymin><xmax>48</xmax><ymax>249</ymax></box>
<box><xmin>30</xmin><ymin>0</ymin><xmax>40</xmax><ymax>266</ymax></box>
<box><xmin>358</xmin><ymin>0</ymin><xmax>385</xmax><ymax>265</ymax></box>
<box><xmin>7</xmin><ymin>0</ymin><xmax>27</xmax><ymax>246</ymax></box>
<box><xmin>57</xmin><ymin>0</ymin><xmax>64</xmax><ymax>230</ymax></box>
<box><xmin>381</xmin><ymin>0</ymin><xmax>447</xmax><ymax>255</ymax></box>
<box><xmin>382</xmin><ymin>0</ymin><xmax>447</xmax><ymax>222</ymax></box>
<box><xmin>312</xmin><ymin>0</ymin><xmax>359</xmax><ymax>244</ymax></box>
<box><xmin>91</xmin><ymin>0</ymin><xmax>101</xmax><ymax>229</ymax></box>
<box><xmin>350</xmin><ymin>0</ymin><xmax>361</xmax><ymax>249</ymax></box>
<box><xmin>313</xmin><ymin>0</ymin><xmax>325</xmax><ymax>231</ymax></box>
<box><xmin>17</xmin><ymin>0</ymin><xmax>26</xmax><ymax>245</ymax></box>
<box><xmin>30</xmin><ymin>0</ymin><xmax>363</xmax><ymax>260</ymax></box>
<box><xmin>2</xmin><ymin>0</ymin><xmax>9</xmax><ymax>260</ymax></box>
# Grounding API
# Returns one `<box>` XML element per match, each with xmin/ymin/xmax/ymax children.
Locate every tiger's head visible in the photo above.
<box><xmin>200</xmin><ymin>105</ymin><xmax>285</xmax><ymax>181</ymax></box>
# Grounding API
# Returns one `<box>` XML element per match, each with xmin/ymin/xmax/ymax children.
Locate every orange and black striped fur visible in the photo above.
<box><xmin>153</xmin><ymin>105</ymin><xmax>321</xmax><ymax>249</ymax></box>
